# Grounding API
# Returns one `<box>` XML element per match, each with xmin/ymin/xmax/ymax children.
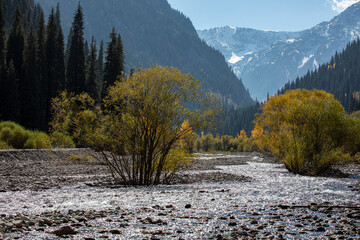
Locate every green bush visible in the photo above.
<box><xmin>50</xmin><ymin>131</ymin><xmax>75</xmax><ymax>148</ymax></box>
<box><xmin>0</xmin><ymin>122</ymin><xmax>29</xmax><ymax>148</ymax></box>
<box><xmin>23</xmin><ymin>138</ymin><xmax>36</xmax><ymax>149</ymax></box>
<box><xmin>0</xmin><ymin>127</ymin><xmax>14</xmax><ymax>143</ymax></box>
<box><xmin>0</xmin><ymin>140</ymin><xmax>10</xmax><ymax>149</ymax></box>
<box><xmin>213</xmin><ymin>138</ymin><xmax>222</xmax><ymax>151</ymax></box>
<box><xmin>32</xmin><ymin>132</ymin><xmax>52</xmax><ymax>149</ymax></box>
<box><xmin>66</xmin><ymin>153</ymin><xmax>95</xmax><ymax>162</ymax></box>
<box><xmin>10</xmin><ymin>127</ymin><xmax>29</xmax><ymax>149</ymax></box>
<box><xmin>0</xmin><ymin>121</ymin><xmax>54</xmax><ymax>149</ymax></box>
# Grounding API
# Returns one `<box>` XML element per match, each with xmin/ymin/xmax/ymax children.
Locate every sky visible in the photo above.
<box><xmin>167</xmin><ymin>0</ymin><xmax>360</xmax><ymax>31</ymax></box>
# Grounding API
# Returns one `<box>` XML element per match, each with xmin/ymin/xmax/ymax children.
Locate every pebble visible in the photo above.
<box><xmin>50</xmin><ymin>225</ymin><xmax>78</xmax><ymax>236</ymax></box>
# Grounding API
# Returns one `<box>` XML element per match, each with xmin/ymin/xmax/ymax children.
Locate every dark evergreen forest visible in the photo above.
<box><xmin>0</xmin><ymin>0</ymin><xmax>124</xmax><ymax>130</ymax></box>
<box><xmin>279</xmin><ymin>39</ymin><xmax>360</xmax><ymax>111</ymax></box>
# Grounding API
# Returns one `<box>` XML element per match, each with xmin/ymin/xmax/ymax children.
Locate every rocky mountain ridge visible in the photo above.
<box><xmin>198</xmin><ymin>2</ymin><xmax>360</xmax><ymax>100</ymax></box>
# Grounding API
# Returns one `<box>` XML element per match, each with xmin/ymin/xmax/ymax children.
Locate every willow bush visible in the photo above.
<box><xmin>51</xmin><ymin>66</ymin><xmax>219</xmax><ymax>185</ymax></box>
<box><xmin>255</xmin><ymin>89</ymin><xmax>350</xmax><ymax>175</ymax></box>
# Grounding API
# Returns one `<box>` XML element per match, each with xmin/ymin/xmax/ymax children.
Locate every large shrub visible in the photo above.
<box><xmin>256</xmin><ymin>89</ymin><xmax>349</xmax><ymax>175</ymax></box>
<box><xmin>50</xmin><ymin>131</ymin><xmax>75</xmax><ymax>148</ymax></box>
<box><xmin>0</xmin><ymin>121</ymin><xmax>53</xmax><ymax>149</ymax></box>
<box><xmin>51</xmin><ymin>66</ymin><xmax>219</xmax><ymax>185</ymax></box>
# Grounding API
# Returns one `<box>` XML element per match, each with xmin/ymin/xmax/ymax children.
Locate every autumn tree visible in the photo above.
<box><xmin>51</xmin><ymin>66</ymin><xmax>219</xmax><ymax>185</ymax></box>
<box><xmin>239</xmin><ymin>130</ymin><xmax>247</xmax><ymax>138</ymax></box>
<box><xmin>255</xmin><ymin>89</ymin><xmax>349</xmax><ymax>175</ymax></box>
<box><xmin>179</xmin><ymin>120</ymin><xmax>197</xmax><ymax>153</ymax></box>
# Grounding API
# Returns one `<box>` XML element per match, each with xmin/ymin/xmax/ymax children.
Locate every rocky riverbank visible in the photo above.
<box><xmin>0</xmin><ymin>150</ymin><xmax>359</xmax><ymax>239</ymax></box>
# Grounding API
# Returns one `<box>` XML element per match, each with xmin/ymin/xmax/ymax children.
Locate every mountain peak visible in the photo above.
<box><xmin>198</xmin><ymin>3</ymin><xmax>360</xmax><ymax>100</ymax></box>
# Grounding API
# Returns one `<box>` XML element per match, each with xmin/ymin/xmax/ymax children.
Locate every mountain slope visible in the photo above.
<box><xmin>199</xmin><ymin>2</ymin><xmax>360</xmax><ymax>100</ymax></box>
<box><xmin>35</xmin><ymin>0</ymin><xmax>254</xmax><ymax>107</ymax></box>
<box><xmin>280</xmin><ymin>39</ymin><xmax>360</xmax><ymax>111</ymax></box>
<box><xmin>198</xmin><ymin>27</ymin><xmax>303</xmax><ymax>80</ymax></box>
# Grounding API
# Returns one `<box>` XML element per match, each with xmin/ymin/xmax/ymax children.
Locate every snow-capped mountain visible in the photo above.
<box><xmin>198</xmin><ymin>27</ymin><xmax>303</xmax><ymax>76</ymax></box>
<box><xmin>198</xmin><ymin>2</ymin><xmax>360</xmax><ymax>100</ymax></box>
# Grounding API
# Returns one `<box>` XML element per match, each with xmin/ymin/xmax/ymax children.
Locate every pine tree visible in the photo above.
<box><xmin>6</xmin><ymin>6</ymin><xmax>24</xmax><ymax>82</ymax></box>
<box><xmin>66</xmin><ymin>3</ymin><xmax>86</xmax><ymax>94</ymax></box>
<box><xmin>55</xmin><ymin>2</ymin><xmax>61</xmax><ymax>29</ymax></box>
<box><xmin>55</xmin><ymin>22</ymin><xmax>65</xmax><ymax>93</ymax></box>
<box><xmin>21</xmin><ymin>26</ymin><xmax>40</xmax><ymax>129</ymax></box>
<box><xmin>0</xmin><ymin>2</ymin><xmax>5</xmax><ymax>119</ymax></box>
<box><xmin>98</xmin><ymin>40</ymin><xmax>104</xmax><ymax>98</ymax></box>
<box><xmin>84</xmin><ymin>39</ymin><xmax>89</xmax><ymax>59</ymax></box>
<box><xmin>36</xmin><ymin>10</ymin><xmax>47</xmax><ymax>129</ymax></box>
<box><xmin>86</xmin><ymin>36</ymin><xmax>100</xmax><ymax>103</ymax></box>
<box><xmin>3</xmin><ymin>61</ymin><xmax>18</xmax><ymax>121</ymax></box>
<box><xmin>116</xmin><ymin>33</ymin><xmax>125</xmax><ymax>76</ymax></box>
<box><xmin>5</xmin><ymin>6</ymin><xmax>24</xmax><ymax>121</ymax></box>
<box><xmin>46</xmin><ymin>8</ymin><xmax>58</xmax><ymax>103</ymax></box>
<box><xmin>0</xmin><ymin>2</ymin><xmax>4</xmax><ymax>72</ymax></box>
<box><xmin>102</xmin><ymin>27</ymin><xmax>125</xmax><ymax>98</ymax></box>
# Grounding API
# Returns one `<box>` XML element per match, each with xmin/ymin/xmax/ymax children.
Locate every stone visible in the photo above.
<box><xmin>50</xmin><ymin>225</ymin><xmax>78</xmax><ymax>236</ymax></box>
<box><xmin>12</xmin><ymin>220</ymin><xmax>23</xmax><ymax>228</ymax></box>
<box><xmin>317</xmin><ymin>227</ymin><xmax>326</xmax><ymax>232</ymax></box>
<box><xmin>250</xmin><ymin>219</ymin><xmax>258</xmax><ymax>224</ymax></box>
<box><xmin>109</xmin><ymin>229</ymin><xmax>122</xmax><ymax>234</ymax></box>
<box><xmin>185</xmin><ymin>204</ymin><xmax>192</xmax><ymax>209</ymax></box>
<box><xmin>228</xmin><ymin>222</ymin><xmax>237</xmax><ymax>226</ymax></box>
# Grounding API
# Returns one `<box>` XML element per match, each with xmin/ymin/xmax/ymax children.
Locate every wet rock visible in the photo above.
<box><xmin>109</xmin><ymin>229</ymin><xmax>122</xmax><ymax>234</ymax></box>
<box><xmin>256</xmin><ymin>224</ymin><xmax>266</xmax><ymax>230</ymax></box>
<box><xmin>50</xmin><ymin>225</ymin><xmax>78</xmax><ymax>236</ymax></box>
<box><xmin>250</xmin><ymin>219</ymin><xmax>258</xmax><ymax>224</ymax></box>
<box><xmin>301</xmin><ymin>215</ymin><xmax>312</xmax><ymax>220</ymax></box>
<box><xmin>316</xmin><ymin>226</ymin><xmax>326</xmax><ymax>232</ymax></box>
<box><xmin>75</xmin><ymin>216</ymin><xmax>88</xmax><ymax>222</ymax></box>
<box><xmin>12</xmin><ymin>220</ymin><xmax>23</xmax><ymax>228</ymax></box>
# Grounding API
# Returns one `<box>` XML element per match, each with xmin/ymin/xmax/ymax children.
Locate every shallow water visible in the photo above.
<box><xmin>1</xmin><ymin>154</ymin><xmax>359</xmax><ymax>239</ymax></box>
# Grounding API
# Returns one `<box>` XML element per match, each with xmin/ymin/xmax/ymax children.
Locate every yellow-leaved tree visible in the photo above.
<box><xmin>239</xmin><ymin>130</ymin><xmax>247</xmax><ymax>139</ymax></box>
<box><xmin>51</xmin><ymin>66</ymin><xmax>219</xmax><ymax>185</ymax></box>
<box><xmin>255</xmin><ymin>89</ymin><xmax>350</xmax><ymax>175</ymax></box>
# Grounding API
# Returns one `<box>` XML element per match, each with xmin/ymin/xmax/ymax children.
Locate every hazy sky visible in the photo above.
<box><xmin>167</xmin><ymin>0</ymin><xmax>360</xmax><ymax>31</ymax></box>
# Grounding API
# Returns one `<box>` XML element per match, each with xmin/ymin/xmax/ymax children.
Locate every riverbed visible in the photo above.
<box><xmin>0</xmin><ymin>152</ymin><xmax>359</xmax><ymax>239</ymax></box>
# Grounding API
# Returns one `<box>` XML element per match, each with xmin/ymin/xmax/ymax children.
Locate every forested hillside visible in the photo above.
<box><xmin>36</xmin><ymin>0</ymin><xmax>254</xmax><ymax>107</ymax></box>
<box><xmin>0</xmin><ymin>0</ymin><xmax>125</xmax><ymax>130</ymax></box>
<box><xmin>279</xmin><ymin>39</ymin><xmax>360</xmax><ymax>111</ymax></box>
<box><xmin>218</xmin><ymin>103</ymin><xmax>261</xmax><ymax>137</ymax></box>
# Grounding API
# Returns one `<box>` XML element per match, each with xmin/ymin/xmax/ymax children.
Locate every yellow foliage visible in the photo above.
<box><xmin>50</xmin><ymin>66</ymin><xmax>220</xmax><ymax>185</ymax></box>
<box><xmin>239</xmin><ymin>130</ymin><xmax>247</xmax><ymax>139</ymax></box>
<box><xmin>251</xmin><ymin>125</ymin><xmax>263</xmax><ymax>139</ymax></box>
<box><xmin>256</xmin><ymin>89</ymin><xmax>348</xmax><ymax>175</ymax></box>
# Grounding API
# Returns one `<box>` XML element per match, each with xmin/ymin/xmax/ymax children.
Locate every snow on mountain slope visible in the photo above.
<box><xmin>198</xmin><ymin>2</ymin><xmax>360</xmax><ymax>100</ymax></box>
